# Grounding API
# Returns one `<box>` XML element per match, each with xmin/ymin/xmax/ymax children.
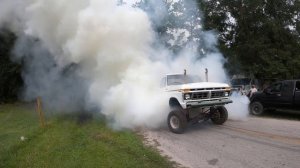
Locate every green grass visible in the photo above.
<box><xmin>0</xmin><ymin>103</ymin><xmax>173</xmax><ymax>168</ymax></box>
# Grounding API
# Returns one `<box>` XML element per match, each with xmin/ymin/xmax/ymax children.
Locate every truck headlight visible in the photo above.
<box><xmin>224</xmin><ymin>92</ymin><xmax>229</xmax><ymax>97</ymax></box>
<box><xmin>184</xmin><ymin>94</ymin><xmax>191</xmax><ymax>100</ymax></box>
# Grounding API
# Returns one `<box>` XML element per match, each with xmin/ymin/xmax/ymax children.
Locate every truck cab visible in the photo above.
<box><xmin>250</xmin><ymin>80</ymin><xmax>300</xmax><ymax>115</ymax></box>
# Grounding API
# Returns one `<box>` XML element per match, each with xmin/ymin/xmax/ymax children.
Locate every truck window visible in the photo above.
<box><xmin>296</xmin><ymin>81</ymin><xmax>300</xmax><ymax>91</ymax></box>
<box><xmin>282</xmin><ymin>83</ymin><xmax>288</xmax><ymax>92</ymax></box>
<box><xmin>282</xmin><ymin>81</ymin><xmax>293</xmax><ymax>92</ymax></box>
<box><xmin>270</xmin><ymin>83</ymin><xmax>281</xmax><ymax>92</ymax></box>
<box><xmin>167</xmin><ymin>75</ymin><xmax>202</xmax><ymax>85</ymax></box>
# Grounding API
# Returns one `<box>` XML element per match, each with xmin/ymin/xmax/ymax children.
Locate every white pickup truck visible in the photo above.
<box><xmin>161</xmin><ymin>73</ymin><xmax>233</xmax><ymax>133</ymax></box>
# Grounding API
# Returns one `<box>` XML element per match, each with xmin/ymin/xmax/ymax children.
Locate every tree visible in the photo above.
<box><xmin>0</xmin><ymin>30</ymin><xmax>23</xmax><ymax>102</ymax></box>
<box><xmin>200</xmin><ymin>0</ymin><xmax>300</xmax><ymax>79</ymax></box>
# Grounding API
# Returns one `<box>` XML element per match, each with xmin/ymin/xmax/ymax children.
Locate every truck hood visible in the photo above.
<box><xmin>166</xmin><ymin>82</ymin><xmax>230</xmax><ymax>91</ymax></box>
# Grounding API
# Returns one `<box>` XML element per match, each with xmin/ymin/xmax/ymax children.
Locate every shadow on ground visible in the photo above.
<box><xmin>260</xmin><ymin>110</ymin><xmax>300</xmax><ymax>121</ymax></box>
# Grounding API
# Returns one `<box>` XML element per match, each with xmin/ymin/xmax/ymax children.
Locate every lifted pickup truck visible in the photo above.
<box><xmin>161</xmin><ymin>73</ymin><xmax>232</xmax><ymax>133</ymax></box>
<box><xmin>250</xmin><ymin>80</ymin><xmax>300</xmax><ymax>115</ymax></box>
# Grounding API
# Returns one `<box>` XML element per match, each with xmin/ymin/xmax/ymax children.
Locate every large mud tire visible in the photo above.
<box><xmin>211</xmin><ymin>106</ymin><xmax>228</xmax><ymax>125</ymax></box>
<box><xmin>167</xmin><ymin>109</ymin><xmax>187</xmax><ymax>134</ymax></box>
<box><xmin>250</xmin><ymin>101</ymin><xmax>264</xmax><ymax>116</ymax></box>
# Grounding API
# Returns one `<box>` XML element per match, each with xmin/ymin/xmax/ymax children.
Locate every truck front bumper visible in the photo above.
<box><xmin>185</xmin><ymin>98</ymin><xmax>233</xmax><ymax>108</ymax></box>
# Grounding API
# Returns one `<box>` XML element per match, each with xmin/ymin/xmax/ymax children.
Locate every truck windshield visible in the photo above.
<box><xmin>167</xmin><ymin>75</ymin><xmax>202</xmax><ymax>85</ymax></box>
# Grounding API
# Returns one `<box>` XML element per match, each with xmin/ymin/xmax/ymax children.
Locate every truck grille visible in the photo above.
<box><xmin>211</xmin><ymin>91</ymin><xmax>225</xmax><ymax>98</ymax></box>
<box><xmin>191</xmin><ymin>92</ymin><xmax>209</xmax><ymax>99</ymax></box>
<box><xmin>188</xmin><ymin>90</ymin><xmax>227</xmax><ymax>100</ymax></box>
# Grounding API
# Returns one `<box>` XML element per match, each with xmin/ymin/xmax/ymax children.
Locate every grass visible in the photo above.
<box><xmin>0</xmin><ymin>103</ymin><xmax>173</xmax><ymax>168</ymax></box>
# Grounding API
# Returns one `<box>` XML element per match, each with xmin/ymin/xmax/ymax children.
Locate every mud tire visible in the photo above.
<box><xmin>167</xmin><ymin>109</ymin><xmax>187</xmax><ymax>134</ymax></box>
<box><xmin>250</xmin><ymin>101</ymin><xmax>264</xmax><ymax>116</ymax></box>
<box><xmin>211</xmin><ymin>106</ymin><xmax>228</xmax><ymax>125</ymax></box>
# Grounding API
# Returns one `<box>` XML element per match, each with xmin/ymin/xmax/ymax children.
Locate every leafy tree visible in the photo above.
<box><xmin>0</xmin><ymin>30</ymin><xmax>22</xmax><ymax>102</ymax></box>
<box><xmin>200</xmin><ymin>0</ymin><xmax>300</xmax><ymax>79</ymax></box>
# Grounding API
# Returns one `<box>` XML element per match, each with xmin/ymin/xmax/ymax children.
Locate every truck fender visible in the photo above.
<box><xmin>169</xmin><ymin>97</ymin><xmax>183</xmax><ymax>110</ymax></box>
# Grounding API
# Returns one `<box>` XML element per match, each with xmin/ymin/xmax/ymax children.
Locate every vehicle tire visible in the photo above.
<box><xmin>211</xmin><ymin>106</ymin><xmax>228</xmax><ymax>125</ymax></box>
<box><xmin>167</xmin><ymin>109</ymin><xmax>187</xmax><ymax>134</ymax></box>
<box><xmin>250</xmin><ymin>101</ymin><xmax>264</xmax><ymax>115</ymax></box>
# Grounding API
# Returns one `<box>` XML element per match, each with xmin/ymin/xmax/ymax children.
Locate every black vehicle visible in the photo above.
<box><xmin>250</xmin><ymin>80</ymin><xmax>300</xmax><ymax>115</ymax></box>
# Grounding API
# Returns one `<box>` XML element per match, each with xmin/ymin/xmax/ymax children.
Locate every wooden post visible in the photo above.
<box><xmin>36</xmin><ymin>97</ymin><xmax>46</xmax><ymax>128</ymax></box>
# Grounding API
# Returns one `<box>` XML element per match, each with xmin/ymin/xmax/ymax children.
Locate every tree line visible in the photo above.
<box><xmin>1</xmin><ymin>0</ymin><xmax>300</xmax><ymax>102</ymax></box>
<box><xmin>199</xmin><ymin>0</ymin><xmax>300</xmax><ymax>79</ymax></box>
<box><xmin>137</xmin><ymin>0</ymin><xmax>300</xmax><ymax>79</ymax></box>
<box><xmin>0</xmin><ymin>30</ymin><xmax>22</xmax><ymax>102</ymax></box>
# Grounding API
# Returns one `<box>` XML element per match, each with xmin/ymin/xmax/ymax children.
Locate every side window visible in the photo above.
<box><xmin>160</xmin><ymin>77</ymin><xmax>166</xmax><ymax>87</ymax></box>
<box><xmin>270</xmin><ymin>83</ymin><xmax>282</xmax><ymax>92</ymax></box>
<box><xmin>281</xmin><ymin>81</ymin><xmax>292</xmax><ymax>92</ymax></box>
<box><xmin>296</xmin><ymin>81</ymin><xmax>300</xmax><ymax>91</ymax></box>
<box><xmin>281</xmin><ymin>83</ymin><xmax>288</xmax><ymax>92</ymax></box>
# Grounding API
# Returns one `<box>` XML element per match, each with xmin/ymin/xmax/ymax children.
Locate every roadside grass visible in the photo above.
<box><xmin>0</xmin><ymin>103</ymin><xmax>173</xmax><ymax>168</ymax></box>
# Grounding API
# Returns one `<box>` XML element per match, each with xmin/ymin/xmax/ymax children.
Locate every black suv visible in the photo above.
<box><xmin>250</xmin><ymin>80</ymin><xmax>300</xmax><ymax>115</ymax></box>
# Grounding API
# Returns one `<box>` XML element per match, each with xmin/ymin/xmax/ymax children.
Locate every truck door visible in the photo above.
<box><xmin>262</xmin><ymin>82</ymin><xmax>282</xmax><ymax>107</ymax></box>
<box><xmin>295</xmin><ymin>81</ymin><xmax>300</xmax><ymax>108</ymax></box>
<box><xmin>276</xmin><ymin>81</ymin><xmax>294</xmax><ymax>108</ymax></box>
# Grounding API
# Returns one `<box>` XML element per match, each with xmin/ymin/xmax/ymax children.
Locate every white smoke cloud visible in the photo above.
<box><xmin>100</xmin><ymin>61</ymin><xmax>170</xmax><ymax>129</ymax></box>
<box><xmin>226</xmin><ymin>92</ymin><xmax>250</xmax><ymax>121</ymax></box>
<box><xmin>0</xmin><ymin>0</ymin><xmax>26</xmax><ymax>33</ymax></box>
<box><xmin>0</xmin><ymin>0</ymin><xmax>249</xmax><ymax>129</ymax></box>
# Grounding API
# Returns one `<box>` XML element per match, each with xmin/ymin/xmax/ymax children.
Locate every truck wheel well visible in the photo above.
<box><xmin>169</xmin><ymin>98</ymin><xmax>181</xmax><ymax>109</ymax></box>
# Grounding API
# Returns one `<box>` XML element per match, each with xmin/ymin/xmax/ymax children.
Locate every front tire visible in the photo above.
<box><xmin>250</xmin><ymin>101</ymin><xmax>264</xmax><ymax>115</ymax></box>
<box><xmin>167</xmin><ymin>110</ymin><xmax>187</xmax><ymax>134</ymax></box>
<box><xmin>211</xmin><ymin>106</ymin><xmax>228</xmax><ymax>125</ymax></box>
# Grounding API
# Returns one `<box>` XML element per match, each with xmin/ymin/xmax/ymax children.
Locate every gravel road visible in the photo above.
<box><xmin>144</xmin><ymin>117</ymin><xmax>300</xmax><ymax>168</ymax></box>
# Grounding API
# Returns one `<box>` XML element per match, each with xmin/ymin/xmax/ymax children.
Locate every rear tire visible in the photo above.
<box><xmin>250</xmin><ymin>101</ymin><xmax>264</xmax><ymax>115</ymax></box>
<box><xmin>167</xmin><ymin>109</ymin><xmax>187</xmax><ymax>134</ymax></box>
<box><xmin>211</xmin><ymin>106</ymin><xmax>228</xmax><ymax>125</ymax></box>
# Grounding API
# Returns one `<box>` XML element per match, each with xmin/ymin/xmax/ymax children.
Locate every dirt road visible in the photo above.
<box><xmin>144</xmin><ymin>117</ymin><xmax>300</xmax><ymax>168</ymax></box>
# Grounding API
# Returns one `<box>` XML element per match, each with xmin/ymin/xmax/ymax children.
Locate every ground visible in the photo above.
<box><xmin>0</xmin><ymin>103</ymin><xmax>173</xmax><ymax>168</ymax></box>
<box><xmin>2</xmin><ymin>103</ymin><xmax>300</xmax><ymax>168</ymax></box>
<box><xmin>144</xmin><ymin>116</ymin><xmax>300</xmax><ymax>168</ymax></box>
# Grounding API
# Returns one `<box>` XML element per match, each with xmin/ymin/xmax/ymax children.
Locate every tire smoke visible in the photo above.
<box><xmin>226</xmin><ymin>92</ymin><xmax>250</xmax><ymax>121</ymax></box>
<box><xmin>0</xmin><ymin>0</ymin><xmax>249</xmax><ymax>129</ymax></box>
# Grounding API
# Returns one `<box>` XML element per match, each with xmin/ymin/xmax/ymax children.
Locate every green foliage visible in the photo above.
<box><xmin>0</xmin><ymin>104</ymin><xmax>174</xmax><ymax>168</ymax></box>
<box><xmin>200</xmin><ymin>0</ymin><xmax>300</xmax><ymax>79</ymax></box>
<box><xmin>0</xmin><ymin>30</ymin><xmax>22</xmax><ymax>103</ymax></box>
<box><xmin>1</xmin><ymin>1</ymin><xmax>300</xmax><ymax>102</ymax></box>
